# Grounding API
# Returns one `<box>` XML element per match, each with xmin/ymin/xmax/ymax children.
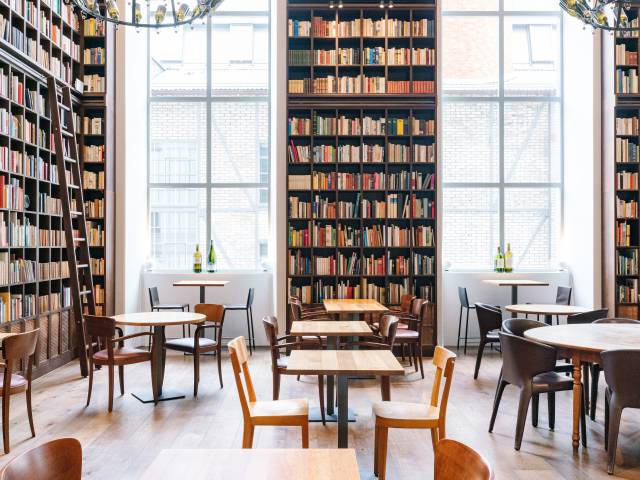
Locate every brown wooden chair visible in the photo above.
<box><xmin>394</xmin><ymin>300</ymin><xmax>430</xmax><ymax>378</ymax></box>
<box><xmin>473</xmin><ymin>303</ymin><xmax>502</xmax><ymax>380</ymax></box>
<box><xmin>434</xmin><ymin>439</ymin><xmax>493</xmax><ymax>480</ymax></box>
<box><xmin>85</xmin><ymin>315</ymin><xmax>154</xmax><ymax>412</ymax></box>
<box><xmin>0</xmin><ymin>329</ymin><xmax>39</xmax><ymax>453</ymax></box>
<box><xmin>372</xmin><ymin>346</ymin><xmax>457</xmax><ymax>480</ymax></box>
<box><xmin>0</xmin><ymin>437</ymin><xmax>82</xmax><ymax>479</ymax></box>
<box><xmin>228</xmin><ymin>336</ymin><xmax>309</xmax><ymax>448</ymax></box>
<box><xmin>342</xmin><ymin>314</ymin><xmax>400</xmax><ymax>351</ymax></box>
<box><xmin>164</xmin><ymin>304</ymin><xmax>225</xmax><ymax>396</ymax></box>
<box><xmin>262</xmin><ymin>315</ymin><xmax>325</xmax><ymax>425</ymax></box>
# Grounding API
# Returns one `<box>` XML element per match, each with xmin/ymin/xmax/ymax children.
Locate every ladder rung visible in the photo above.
<box><xmin>61</xmin><ymin>130</ymin><xmax>73</xmax><ymax>138</ymax></box>
<box><xmin>68</xmin><ymin>184</ymin><xmax>80</xmax><ymax>189</ymax></box>
<box><xmin>77</xmin><ymin>264</ymin><xmax>89</xmax><ymax>268</ymax></box>
<box><xmin>65</xmin><ymin>157</ymin><xmax>77</xmax><ymax>163</ymax></box>
<box><xmin>79</xmin><ymin>290</ymin><xmax>92</xmax><ymax>296</ymax></box>
<box><xmin>58</xmin><ymin>101</ymin><xmax>70</xmax><ymax>111</ymax></box>
<box><xmin>73</xmin><ymin>237</ymin><xmax>86</xmax><ymax>242</ymax></box>
<box><xmin>70</xmin><ymin>210</ymin><xmax>82</xmax><ymax>216</ymax></box>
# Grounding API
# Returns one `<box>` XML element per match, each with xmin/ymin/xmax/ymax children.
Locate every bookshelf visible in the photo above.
<box><xmin>286</xmin><ymin>1</ymin><xmax>438</xmax><ymax>352</ymax></box>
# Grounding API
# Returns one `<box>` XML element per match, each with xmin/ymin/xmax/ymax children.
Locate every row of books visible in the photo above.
<box><xmin>288</xmin><ymin>142</ymin><xmax>434</xmax><ymax>164</ymax></box>
<box><xmin>83</xmin><ymin>144</ymin><xmax>105</xmax><ymax>163</ymax></box>
<box><xmin>82</xmin><ymin>170</ymin><xmax>104</xmax><ymax>190</ymax></box>
<box><xmin>39</xmin><ymin>228</ymin><xmax>65</xmax><ymax>246</ymax></box>
<box><xmin>616</xmin><ymin>197</ymin><xmax>637</xmax><ymax>218</ymax></box>
<box><xmin>289</xmin><ymin>194</ymin><xmax>436</xmax><ymax>219</ymax></box>
<box><xmin>616</xmin><ymin>68</ymin><xmax>639</xmax><ymax>94</ymax></box>
<box><xmin>617</xmin><ymin>279</ymin><xmax>637</xmax><ymax>303</ymax></box>
<box><xmin>288</xmin><ymin>279</ymin><xmax>417</xmax><ymax>305</ymax></box>
<box><xmin>84</xmin><ymin>18</ymin><xmax>106</xmax><ymax>36</ymax></box>
<box><xmin>616</xmin><ymin>171</ymin><xmax>638</xmax><ymax>190</ymax></box>
<box><xmin>83</xmin><ymin>116</ymin><xmax>103</xmax><ymax>135</ymax></box>
<box><xmin>615</xmin><ymin>44</ymin><xmax>638</xmax><ymax>65</ymax></box>
<box><xmin>290</xmin><ymin>171</ymin><xmax>435</xmax><ymax>190</ymax></box>
<box><xmin>39</xmin><ymin>260</ymin><xmax>69</xmax><ymax>280</ymax></box>
<box><xmin>617</xmin><ymin>221</ymin><xmax>634</xmax><ymax>247</ymax></box>
<box><xmin>90</xmin><ymin>257</ymin><xmax>105</xmax><ymax>275</ymax></box>
<box><xmin>288</xmin><ymin>114</ymin><xmax>434</xmax><ymax>136</ymax></box>
<box><xmin>290</xmin><ymin>47</ymin><xmax>435</xmax><ymax>66</ymax></box>
<box><xmin>87</xmin><ymin>221</ymin><xmax>104</xmax><ymax>247</ymax></box>
<box><xmin>289</xmin><ymin>223</ymin><xmax>434</xmax><ymax>247</ymax></box>
<box><xmin>616</xmin><ymin>116</ymin><xmax>640</xmax><ymax>136</ymax></box>
<box><xmin>85</xmin><ymin>198</ymin><xmax>104</xmax><ymax>218</ymax></box>
<box><xmin>616</xmin><ymin>138</ymin><xmax>640</xmax><ymax>163</ymax></box>
<box><xmin>617</xmin><ymin>250</ymin><xmax>638</xmax><ymax>276</ymax></box>
<box><xmin>83</xmin><ymin>74</ymin><xmax>105</xmax><ymax>93</ymax></box>
<box><xmin>83</xmin><ymin>47</ymin><xmax>105</xmax><ymax>65</ymax></box>
<box><xmin>290</xmin><ymin>17</ymin><xmax>435</xmax><ymax>38</ymax></box>
<box><xmin>289</xmin><ymin>76</ymin><xmax>435</xmax><ymax>94</ymax></box>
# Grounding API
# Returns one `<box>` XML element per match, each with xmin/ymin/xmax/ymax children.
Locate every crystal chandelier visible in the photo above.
<box><xmin>560</xmin><ymin>0</ymin><xmax>640</xmax><ymax>32</ymax></box>
<box><xmin>64</xmin><ymin>0</ymin><xmax>224</xmax><ymax>29</ymax></box>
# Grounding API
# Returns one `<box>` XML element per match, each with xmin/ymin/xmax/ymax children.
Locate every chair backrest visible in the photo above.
<box><xmin>502</xmin><ymin>318</ymin><xmax>547</xmax><ymax>338</ymax></box>
<box><xmin>555</xmin><ymin>286</ymin><xmax>572</xmax><ymax>306</ymax></box>
<box><xmin>398</xmin><ymin>294</ymin><xmax>416</xmax><ymax>313</ymax></box>
<box><xmin>378</xmin><ymin>315</ymin><xmax>400</xmax><ymax>348</ymax></box>
<box><xmin>3</xmin><ymin>330</ymin><xmax>39</xmax><ymax>377</ymax></box>
<box><xmin>429</xmin><ymin>346</ymin><xmax>456</xmax><ymax>424</ymax></box>
<box><xmin>262</xmin><ymin>316</ymin><xmax>281</xmax><ymax>365</ymax></box>
<box><xmin>228</xmin><ymin>336</ymin><xmax>256</xmax><ymax>421</ymax></box>
<box><xmin>409</xmin><ymin>298</ymin><xmax>426</xmax><ymax>317</ymax></box>
<box><xmin>0</xmin><ymin>437</ymin><xmax>82</xmax><ymax>480</ymax></box>
<box><xmin>148</xmin><ymin>286</ymin><xmax>160</xmax><ymax>308</ymax></box>
<box><xmin>194</xmin><ymin>304</ymin><xmax>225</xmax><ymax>341</ymax></box>
<box><xmin>434</xmin><ymin>439</ymin><xmax>493</xmax><ymax>480</ymax></box>
<box><xmin>457</xmin><ymin>287</ymin><xmax>470</xmax><ymax>308</ymax></box>
<box><xmin>246</xmin><ymin>288</ymin><xmax>255</xmax><ymax>308</ymax></box>
<box><xmin>601</xmin><ymin>349</ymin><xmax>640</xmax><ymax>406</ymax></box>
<box><xmin>566</xmin><ymin>309</ymin><xmax>609</xmax><ymax>325</ymax></box>
<box><xmin>474</xmin><ymin>303</ymin><xmax>502</xmax><ymax>338</ymax></box>
<box><xmin>594</xmin><ymin>317</ymin><xmax>640</xmax><ymax>324</ymax></box>
<box><xmin>499</xmin><ymin>332</ymin><xmax>557</xmax><ymax>388</ymax></box>
<box><xmin>84</xmin><ymin>315</ymin><xmax>116</xmax><ymax>361</ymax></box>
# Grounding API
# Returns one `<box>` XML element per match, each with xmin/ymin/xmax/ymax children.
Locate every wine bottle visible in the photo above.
<box><xmin>493</xmin><ymin>246</ymin><xmax>500</xmax><ymax>272</ymax></box>
<box><xmin>207</xmin><ymin>240</ymin><xmax>216</xmax><ymax>273</ymax></box>
<box><xmin>505</xmin><ymin>243</ymin><xmax>513</xmax><ymax>273</ymax></box>
<box><xmin>193</xmin><ymin>244</ymin><xmax>202</xmax><ymax>273</ymax></box>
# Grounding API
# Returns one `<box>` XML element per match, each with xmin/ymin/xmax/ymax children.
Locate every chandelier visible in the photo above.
<box><xmin>63</xmin><ymin>0</ymin><xmax>224</xmax><ymax>29</ymax></box>
<box><xmin>560</xmin><ymin>0</ymin><xmax>640</xmax><ymax>32</ymax></box>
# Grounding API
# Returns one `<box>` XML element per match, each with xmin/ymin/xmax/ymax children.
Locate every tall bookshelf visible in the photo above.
<box><xmin>0</xmin><ymin>0</ymin><xmax>114</xmax><ymax>376</ymax></box>
<box><xmin>286</xmin><ymin>0</ymin><xmax>438</xmax><ymax>351</ymax></box>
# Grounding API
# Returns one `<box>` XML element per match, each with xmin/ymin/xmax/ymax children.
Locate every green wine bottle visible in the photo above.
<box><xmin>207</xmin><ymin>240</ymin><xmax>216</xmax><ymax>273</ymax></box>
<box><xmin>193</xmin><ymin>244</ymin><xmax>202</xmax><ymax>273</ymax></box>
<box><xmin>505</xmin><ymin>243</ymin><xmax>513</xmax><ymax>273</ymax></box>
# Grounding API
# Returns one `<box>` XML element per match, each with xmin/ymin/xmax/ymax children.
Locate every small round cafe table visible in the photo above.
<box><xmin>111</xmin><ymin>312</ymin><xmax>205</xmax><ymax>403</ymax></box>
<box><xmin>505</xmin><ymin>304</ymin><xmax>590</xmax><ymax>325</ymax></box>
<box><xmin>524</xmin><ymin>323</ymin><xmax>640</xmax><ymax>448</ymax></box>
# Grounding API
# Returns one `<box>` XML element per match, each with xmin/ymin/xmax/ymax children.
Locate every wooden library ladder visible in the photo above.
<box><xmin>47</xmin><ymin>76</ymin><xmax>96</xmax><ymax>378</ymax></box>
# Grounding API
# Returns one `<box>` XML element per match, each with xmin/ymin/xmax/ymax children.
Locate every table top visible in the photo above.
<box><xmin>286</xmin><ymin>350</ymin><xmax>404</xmax><ymax>376</ymax></box>
<box><xmin>141</xmin><ymin>448</ymin><xmax>360</xmax><ymax>480</ymax></box>
<box><xmin>172</xmin><ymin>280</ymin><xmax>230</xmax><ymax>287</ymax></box>
<box><xmin>111</xmin><ymin>311</ymin><xmax>206</xmax><ymax>327</ymax></box>
<box><xmin>323</xmin><ymin>299</ymin><xmax>389</xmax><ymax>314</ymax></box>
<box><xmin>505</xmin><ymin>304</ymin><xmax>590</xmax><ymax>316</ymax></box>
<box><xmin>483</xmin><ymin>279</ymin><xmax>549</xmax><ymax>287</ymax></box>
<box><xmin>290</xmin><ymin>321</ymin><xmax>372</xmax><ymax>336</ymax></box>
<box><xmin>525</xmin><ymin>324</ymin><xmax>640</xmax><ymax>353</ymax></box>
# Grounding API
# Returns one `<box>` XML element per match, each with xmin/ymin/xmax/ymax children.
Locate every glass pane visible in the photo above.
<box><xmin>504</xmin><ymin>16</ymin><xmax>561</xmax><ymax>97</ymax></box>
<box><xmin>150</xmin><ymin>102</ymin><xmax>207</xmax><ymax>183</ymax></box>
<box><xmin>443</xmin><ymin>188</ymin><xmax>499</xmax><ymax>269</ymax></box>
<box><xmin>211</xmin><ymin>100</ymin><xmax>268</xmax><ymax>183</ymax></box>
<box><xmin>442</xmin><ymin>0</ymin><xmax>498</xmax><ymax>11</ymax></box>
<box><xmin>149</xmin><ymin>23</ymin><xmax>207</xmax><ymax>97</ymax></box>
<box><xmin>504</xmin><ymin>0</ymin><xmax>559</xmax><ymax>11</ymax></box>
<box><xmin>149</xmin><ymin>188</ymin><xmax>207</xmax><ymax>269</ymax></box>
<box><xmin>504</xmin><ymin>101</ymin><xmax>561</xmax><ymax>183</ymax></box>
<box><xmin>504</xmin><ymin>187</ymin><xmax>561</xmax><ymax>270</ymax></box>
<box><xmin>217</xmin><ymin>0</ymin><xmax>269</xmax><ymax>12</ymax></box>
<box><xmin>211</xmin><ymin>188</ymin><xmax>269</xmax><ymax>270</ymax></box>
<box><xmin>443</xmin><ymin>102</ymin><xmax>499</xmax><ymax>182</ymax></box>
<box><xmin>442</xmin><ymin>16</ymin><xmax>499</xmax><ymax>97</ymax></box>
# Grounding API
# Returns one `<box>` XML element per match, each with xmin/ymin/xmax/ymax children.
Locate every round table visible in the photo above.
<box><xmin>505</xmin><ymin>304</ymin><xmax>590</xmax><ymax>325</ymax></box>
<box><xmin>112</xmin><ymin>312</ymin><xmax>205</xmax><ymax>403</ymax></box>
<box><xmin>524</xmin><ymin>324</ymin><xmax>640</xmax><ymax>448</ymax></box>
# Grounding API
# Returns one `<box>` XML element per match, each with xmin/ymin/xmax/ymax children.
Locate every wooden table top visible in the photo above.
<box><xmin>111</xmin><ymin>312</ymin><xmax>206</xmax><ymax>327</ymax></box>
<box><xmin>525</xmin><ymin>324</ymin><xmax>640</xmax><ymax>353</ymax></box>
<box><xmin>172</xmin><ymin>280</ymin><xmax>230</xmax><ymax>287</ymax></box>
<box><xmin>505</xmin><ymin>304</ymin><xmax>590</xmax><ymax>316</ymax></box>
<box><xmin>323</xmin><ymin>299</ymin><xmax>389</xmax><ymax>314</ymax></box>
<box><xmin>290</xmin><ymin>321</ymin><xmax>372</xmax><ymax>336</ymax></box>
<box><xmin>286</xmin><ymin>350</ymin><xmax>404</xmax><ymax>376</ymax></box>
<box><xmin>483</xmin><ymin>279</ymin><xmax>549</xmax><ymax>287</ymax></box>
<box><xmin>141</xmin><ymin>448</ymin><xmax>360</xmax><ymax>480</ymax></box>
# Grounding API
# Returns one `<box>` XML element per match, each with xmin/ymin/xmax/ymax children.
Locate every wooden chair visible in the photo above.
<box><xmin>394</xmin><ymin>300</ymin><xmax>430</xmax><ymax>378</ymax></box>
<box><xmin>228</xmin><ymin>336</ymin><xmax>309</xmax><ymax>449</ymax></box>
<box><xmin>0</xmin><ymin>437</ymin><xmax>82</xmax><ymax>479</ymax></box>
<box><xmin>164</xmin><ymin>304</ymin><xmax>225</xmax><ymax>396</ymax></box>
<box><xmin>0</xmin><ymin>330</ymin><xmax>39</xmax><ymax>453</ymax></box>
<box><xmin>85</xmin><ymin>315</ymin><xmax>154</xmax><ymax>412</ymax></box>
<box><xmin>434</xmin><ymin>439</ymin><xmax>493</xmax><ymax>480</ymax></box>
<box><xmin>372</xmin><ymin>346</ymin><xmax>457</xmax><ymax>480</ymax></box>
<box><xmin>262</xmin><ymin>315</ymin><xmax>325</xmax><ymax>425</ymax></box>
<box><xmin>342</xmin><ymin>314</ymin><xmax>399</xmax><ymax>351</ymax></box>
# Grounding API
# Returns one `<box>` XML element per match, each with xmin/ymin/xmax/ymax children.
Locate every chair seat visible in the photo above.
<box><xmin>532</xmin><ymin>371</ymin><xmax>573</xmax><ymax>393</ymax></box>
<box><xmin>165</xmin><ymin>337</ymin><xmax>217</xmax><ymax>352</ymax></box>
<box><xmin>93</xmin><ymin>347</ymin><xmax>151</xmax><ymax>365</ymax></box>
<box><xmin>486</xmin><ymin>329</ymin><xmax>500</xmax><ymax>341</ymax></box>
<box><xmin>224</xmin><ymin>304</ymin><xmax>248</xmax><ymax>311</ymax></box>
<box><xmin>0</xmin><ymin>373</ymin><xmax>27</xmax><ymax>394</ymax></box>
<box><xmin>276</xmin><ymin>357</ymin><xmax>289</xmax><ymax>369</ymax></box>
<box><xmin>373</xmin><ymin>400</ymin><xmax>439</xmax><ymax>427</ymax></box>
<box><xmin>373</xmin><ymin>321</ymin><xmax>409</xmax><ymax>330</ymax></box>
<box><xmin>249</xmin><ymin>398</ymin><xmax>308</xmax><ymax>422</ymax></box>
<box><xmin>155</xmin><ymin>304</ymin><xmax>188</xmax><ymax>310</ymax></box>
<box><xmin>395</xmin><ymin>329</ymin><xmax>419</xmax><ymax>339</ymax></box>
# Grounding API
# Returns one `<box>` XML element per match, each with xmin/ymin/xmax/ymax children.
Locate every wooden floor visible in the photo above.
<box><xmin>2</xmin><ymin>347</ymin><xmax>640</xmax><ymax>479</ymax></box>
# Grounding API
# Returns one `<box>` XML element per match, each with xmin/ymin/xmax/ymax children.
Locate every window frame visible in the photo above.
<box><xmin>442</xmin><ymin>1</ymin><xmax>564</xmax><ymax>271</ymax></box>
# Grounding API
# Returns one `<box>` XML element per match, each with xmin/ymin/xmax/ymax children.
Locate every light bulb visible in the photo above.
<box><xmin>338</xmin><ymin>0</ymin><xmax>343</xmax><ymax>8</ymax></box>
<box><xmin>388</xmin><ymin>0</ymin><xmax>393</xmax><ymax>8</ymax></box>
<box><xmin>106</xmin><ymin>0</ymin><xmax>120</xmax><ymax>20</ymax></box>
<box><xmin>379</xmin><ymin>0</ymin><xmax>384</xmax><ymax>8</ymax></box>
<box><xmin>329</xmin><ymin>0</ymin><xmax>334</xmax><ymax>8</ymax></box>
<box><xmin>134</xmin><ymin>2</ymin><xmax>142</xmax><ymax>23</ymax></box>
<box><xmin>176</xmin><ymin>3</ymin><xmax>189</xmax><ymax>21</ymax></box>
<box><xmin>191</xmin><ymin>4</ymin><xmax>201</xmax><ymax>18</ymax></box>
<box><xmin>155</xmin><ymin>4</ymin><xmax>166</xmax><ymax>24</ymax></box>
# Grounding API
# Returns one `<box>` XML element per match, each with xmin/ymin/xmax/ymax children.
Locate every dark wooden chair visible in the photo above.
<box><xmin>391</xmin><ymin>298</ymin><xmax>426</xmax><ymax>366</ymax></box>
<box><xmin>435</xmin><ymin>438</ymin><xmax>493</xmax><ymax>480</ymax></box>
<box><xmin>395</xmin><ymin>301</ymin><xmax>430</xmax><ymax>378</ymax></box>
<box><xmin>224</xmin><ymin>288</ymin><xmax>256</xmax><ymax>354</ymax></box>
<box><xmin>164</xmin><ymin>304</ymin><xmax>225</xmax><ymax>396</ymax></box>
<box><xmin>489</xmin><ymin>332</ymin><xmax>586</xmax><ymax>450</ymax></box>
<box><xmin>502</xmin><ymin>318</ymin><xmax>547</xmax><ymax>338</ymax></box>
<box><xmin>388</xmin><ymin>294</ymin><xmax>416</xmax><ymax>315</ymax></box>
<box><xmin>0</xmin><ymin>437</ymin><xmax>82</xmax><ymax>479</ymax></box>
<box><xmin>343</xmin><ymin>314</ymin><xmax>400</xmax><ymax>351</ymax></box>
<box><xmin>262</xmin><ymin>315</ymin><xmax>325</xmax><ymax>425</ymax></box>
<box><xmin>148</xmin><ymin>286</ymin><xmax>190</xmax><ymax>348</ymax></box>
<box><xmin>85</xmin><ymin>315</ymin><xmax>154</xmax><ymax>412</ymax></box>
<box><xmin>0</xmin><ymin>329</ymin><xmax>39</xmax><ymax>453</ymax></box>
<box><xmin>457</xmin><ymin>287</ymin><xmax>476</xmax><ymax>354</ymax></box>
<box><xmin>602</xmin><ymin>349</ymin><xmax>640</xmax><ymax>475</ymax></box>
<box><xmin>473</xmin><ymin>303</ymin><xmax>502</xmax><ymax>380</ymax></box>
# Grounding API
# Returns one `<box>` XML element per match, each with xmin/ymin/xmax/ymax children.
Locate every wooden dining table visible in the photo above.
<box><xmin>141</xmin><ymin>448</ymin><xmax>360</xmax><ymax>479</ymax></box>
<box><xmin>525</xmin><ymin>323</ymin><xmax>640</xmax><ymax>448</ymax></box>
<box><xmin>505</xmin><ymin>303</ymin><xmax>590</xmax><ymax>325</ymax></box>
<box><xmin>323</xmin><ymin>299</ymin><xmax>389</xmax><ymax>320</ymax></box>
<box><xmin>172</xmin><ymin>279</ymin><xmax>229</xmax><ymax>303</ymax></box>
<box><xmin>111</xmin><ymin>311</ymin><xmax>205</xmax><ymax>403</ymax></box>
<box><xmin>287</xmin><ymin>349</ymin><xmax>404</xmax><ymax>448</ymax></box>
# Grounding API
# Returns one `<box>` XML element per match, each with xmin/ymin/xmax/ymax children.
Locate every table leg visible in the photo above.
<box><xmin>572</xmin><ymin>353</ymin><xmax>582</xmax><ymax>449</ymax></box>
<box><xmin>199</xmin><ymin>286</ymin><xmax>205</xmax><ymax>304</ymax></box>
<box><xmin>326</xmin><ymin>336</ymin><xmax>337</xmax><ymax>415</ymax></box>
<box><xmin>381</xmin><ymin>376</ymin><xmax>390</xmax><ymax>401</ymax></box>
<box><xmin>511</xmin><ymin>286</ymin><xmax>518</xmax><ymax>318</ymax></box>
<box><xmin>337</xmin><ymin>375</ymin><xmax>349</xmax><ymax>448</ymax></box>
<box><xmin>544</xmin><ymin>314</ymin><xmax>553</xmax><ymax>325</ymax></box>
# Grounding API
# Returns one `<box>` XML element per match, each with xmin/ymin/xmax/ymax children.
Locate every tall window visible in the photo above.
<box><xmin>148</xmin><ymin>0</ymin><xmax>270</xmax><ymax>270</ymax></box>
<box><xmin>442</xmin><ymin>0</ymin><xmax>563</xmax><ymax>270</ymax></box>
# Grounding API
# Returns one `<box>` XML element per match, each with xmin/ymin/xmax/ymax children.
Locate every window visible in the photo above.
<box><xmin>148</xmin><ymin>0</ymin><xmax>270</xmax><ymax>271</ymax></box>
<box><xmin>442</xmin><ymin>2</ymin><xmax>563</xmax><ymax>270</ymax></box>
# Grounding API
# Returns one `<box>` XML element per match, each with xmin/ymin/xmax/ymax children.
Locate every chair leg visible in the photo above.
<box><xmin>464</xmin><ymin>307</ymin><xmax>470</xmax><ymax>355</ymax></box>
<box><xmin>532</xmin><ymin>393</ymin><xmax>539</xmax><ymax>428</ymax></box>
<box><xmin>607</xmin><ymin>400</ymin><xmax>623</xmax><ymax>475</ymax></box>
<box><xmin>318</xmin><ymin>375</ymin><xmax>326</xmax><ymax>426</ymax></box>
<box><xmin>246</xmin><ymin>310</ymin><xmax>253</xmax><ymax>355</ymax></box>
<box><xmin>148</xmin><ymin>326</ymin><xmax>153</xmax><ymax>352</ymax></box>
<box><xmin>604</xmin><ymin>389</ymin><xmax>610</xmax><ymax>450</ymax></box>
<box><xmin>26</xmin><ymin>382</ymin><xmax>35</xmax><ymax>437</ymax></box>
<box><xmin>301</xmin><ymin>421</ymin><xmax>309</xmax><ymax>448</ymax></box>
<box><xmin>430</xmin><ymin>427</ymin><xmax>439</xmax><ymax>452</ymax></box>
<box><xmin>86</xmin><ymin>360</ymin><xmax>94</xmax><ymax>407</ymax></box>
<box><xmin>150</xmin><ymin>356</ymin><xmax>159</xmax><ymax>405</ymax></box>
<box><xmin>401</xmin><ymin>343</ymin><xmax>406</xmax><ymax>362</ymax></box>
<box><xmin>514</xmin><ymin>388</ymin><xmax>532</xmax><ymax>451</ymax></box>
<box><xmin>457</xmin><ymin>306</ymin><xmax>463</xmax><ymax>351</ymax></box>
<box><xmin>590</xmin><ymin>364</ymin><xmax>600</xmax><ymax>421</ymax></box>
<box><xmin>217</xmin><ymin>346</ymin><xmax>223</xmax><ymax>389</ymax></box>
<box><xmin>417</xmin><ymin>344</ymin><xmax>424</xmax><ymax>379</ymax></box>
<box><xmin>489</xmin><ymin>379</ymin><xmax>507</xmax><ymax>432</ymax></box>
<box><xmin>2</xmin><ymin>392</ymin><xmax>10</xmax><ymax>453</ymax></box>
<box><xmin>377</xmin><ymin>426</ymin><xmax>389</xmax><ymax>480</ymax></box>
<box><xmin>242</xmin><ymin>423</ymin><xmax>255</xmax><ymax>449</ymax></box>
<box><xmin>473</xmin><ymin>340</ymin><xmax>486</xmax><ymax>380</ymax></box>
<box><xmin>374</xmin><ymin>424</ymin><xmax>380</xmax><ymax>477</ymax></box>
<box><xmin>249</xmin><ymin>307</ymin><xmax>256</xmax><ymax>352</ymax></box>
<box><xmin>118</xmin><ymin>366</ymin><xmax>125</xmax><ymax>395</ymax></box>
<box><xmin>108</xmin><ymin>364</ymin><xmax>114</xmax><ymax>413</ymax></box>
<box><xmin>273</xmin><ymin>372</ymin><xmax>280</xmax><ymax>401</ymax></box>
<box><xmin>580</xmin><ymin>385</ymin><xmax>587</xmax><ymax>448</ymax></box>
<box><xmin>582</xmin><ymin>363</ymin><xmax>590</xmax><ymax>413</ymax></box>
<box><xmin>193</xmin><ymin>351</ymin><xmax>200</xmax><ymax>397</ymax></box>
<box><xmin>413</xmin><ymin>343</ymin><xmax>419</xmax><ymax>373</ymax></box>
<box><xmin>548</xmin><ymin>392</ymin><xmax>555</xmax><ymax>430</ymax></box>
